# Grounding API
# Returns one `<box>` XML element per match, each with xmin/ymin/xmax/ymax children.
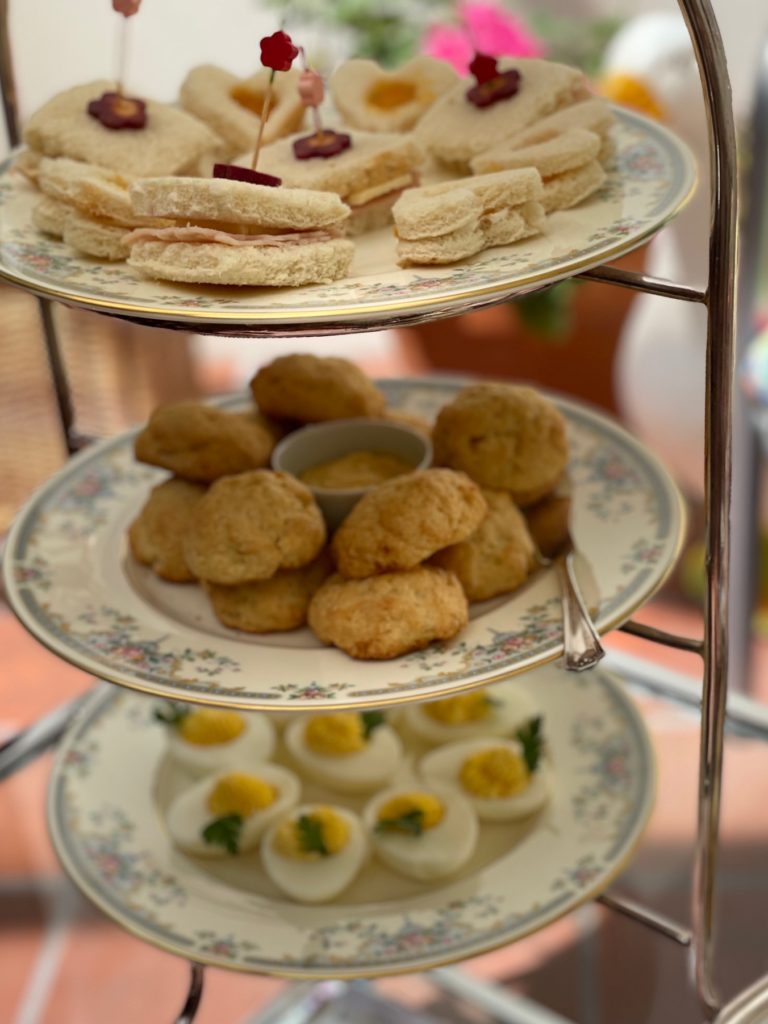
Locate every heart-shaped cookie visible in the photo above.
<box><xmin>180</xmin><ymin>65</ymin><xmax>305</xmax><ymax>158</ymax></box>
<box><xmin>330</xmin><ymin>57</ymin><xmax>458</xmax><ymax>133</ymax></box>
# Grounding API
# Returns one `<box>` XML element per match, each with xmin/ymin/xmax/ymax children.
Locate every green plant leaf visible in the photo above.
<box><xmin>153</xmin><ymin>702</ymin><xmax>190</xmax><ymax>727</ymax></box>
<box><xmin>202</xmin><ymin>814</ymin><xmax>243</xmax><ymax>855</ymax></box>
<box><xmin>516</xmin><ymin>716</ymin><xmax>544</xmax><ymax>773</ymax></box>
<box><xmin>375</xmin><ymin>808</ymin><xmax>425</xmax><ymax>836</ymax></box>
<box><xmin>361</xmin><ymin>710</ymin><xmax>386</xmax><ymax>739</ymax></box>
<box><xmin>297</xmin><ymin>814</ymin><xmax>330</xmax><ymax>856</ymax></box>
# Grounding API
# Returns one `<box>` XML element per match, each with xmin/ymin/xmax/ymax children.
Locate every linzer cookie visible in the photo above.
<box><xmin>126</xmin><ymin>176</ymin><xmax>354</xmax><ymax>286</ymax></box>
<box><xmin>415</xmin><ymin>57</ymin><xmax>588</xmax><ymax>172</ymax></box>
<box><xmin>330</xmin><ymin>56</ymin><xmax>459</xmax><ymax>133</ymax></box>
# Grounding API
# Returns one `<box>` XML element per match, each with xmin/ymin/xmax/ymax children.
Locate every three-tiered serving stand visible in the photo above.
<box><xmin>2</xmin><ymin>0</ymin><xmax>767</xmax><ymax>1019</ymax></box>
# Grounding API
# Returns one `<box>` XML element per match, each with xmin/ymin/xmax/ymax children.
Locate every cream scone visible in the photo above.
<box><xmin>393</xmin><ymin>168</ymin><xmax>545</xmax><ymax>266</ymax></box>
<box><xmin>126</xmin><ymin>176</ymin><xmax>354</xmax><ymax>286</ymax></box>
<box><xmin>471</xmin><ymin>129</ymin><xmax>607</xmax><ymax>213</ymax></box>
<box><xmin>255</xmin><ymin>130</ymin><xmax>424</xmax><ymax>234</ymax></box>
<box><xmin>330</xmin><ymin>56</ymin><xmax>459</xmax><ymax>133</ymax></box>
<box><xmin>416</xmin><ymin>58</ymin><xmax>589</xmax><ymax>172</ymax></box>
<box><xmin>180</xmin><ymin>65</ymin><xmax>305</xmax><ymax>157</ymax></box>
<box><xmin>23</xmin><ymin>80</ymin><xmax>222</xmax><ymax>177</ymax></box>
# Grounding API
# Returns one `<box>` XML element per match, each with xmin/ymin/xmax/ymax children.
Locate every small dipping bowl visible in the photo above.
<box><xmin>271</xmin><ymin>418</ymin><xmax>433</xmax><ymax>530</ymax></box>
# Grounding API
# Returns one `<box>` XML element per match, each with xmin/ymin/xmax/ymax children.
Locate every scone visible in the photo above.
<box><xmin>127</xmin><ymin>477</ymin><xmax>206</xmax><ymax>582</ymax></box>
<box><xmin>332</xmin><ymin>468</ymin><xmax>487</xmax><ymax>579</ymax></box>
<box><xmin>431</xmin><ymin>489</ymin><xmax>537</xmax><ymax>601</ymax></box>
<box><xmin>134</xmin><ymin>402</ymin><xmax>281</xmax><ymax>483</ymax></box>
<box><xmin>308</xmin><ymin>567</ymin><xmax>468</xmax><ymax>659</ymax></box>
<box><xmin>524</xmin><ymin>481</ymin><xmax>571</xmax><ymax>558</ymax></box>
<box><xmin>432</xmin><ymin>384</ymin><xmax>568</xmax><ymax>506</ymax></box>
<box><xmin>250</xmin><ymin>354</ymin><xmax>386</xmax><ymax>423</ymax></box>
<box><xmin>184</xmin><ymin>470</ymin><xmax>326</xmax><ymax>585</ymax></box>
<box><xmin>205</xmin><ymin>550</ymin><xmax>333</xmax><ymax>633</ymax></box>
<box><xmin>380</xmin><ymin>408</ymin><xmax>432</xmax><ymax>436</ymax></box>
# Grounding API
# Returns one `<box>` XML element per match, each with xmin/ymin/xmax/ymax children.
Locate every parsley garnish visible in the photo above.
<box><xmin>361</xmin><ymin>710</ymin><xmax>385</xmax><ymax>740</ymax></box>
<box><xmin>202</xmin><ymin>814</ymin><xmax>243</xmax><ymax>855</ymax></box>
<box><xmin>153</xmin><ymin>702</ymin><xmax>190</xmax><ymax>727</ymax></box>
<box><xmin>375</xmin><ymin>809</ymin><xmax>425</xmax><ymax>836</ymax></box>
<box><xmin>516</xmin><ymin>716</ymin><xmax>544</xmax><ymax>773</ymax></box>
<box><xmin>297</xmin><ymin>814</ymin><xmax>329</xmax><ymax>856</ymax></box>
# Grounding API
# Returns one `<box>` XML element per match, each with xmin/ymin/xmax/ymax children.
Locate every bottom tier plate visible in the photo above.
<box><xmin>48</xmin><ymin>664</ymin><xmax>655</xmax><ymax>978</ymax></box>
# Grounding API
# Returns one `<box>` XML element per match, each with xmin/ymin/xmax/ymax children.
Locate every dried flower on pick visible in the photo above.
<box><xmin>466</xmin><ymin>52</ymin><xmax>521</xmax><ymax>108</ymax></box>
<box><xmin>89</xmin><ymin>0</ymin><xmax>147</xmax><ymax>128</ymax></box>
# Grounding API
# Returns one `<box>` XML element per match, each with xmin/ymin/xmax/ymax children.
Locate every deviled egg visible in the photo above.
<box><xmin>157</xmin><ymin>703</ymin><xmax>276</xmax><ymax>776</ymax></box>
<box><xmin>363</xmin><ymin>783</ymin><xmax>478</xmax><ymax>881</ymax></box>
<box><xmin>261</xmin><ymin>804</ymin><xmax>368</xmax><ymax>903</ymax></box>
<box><xmin>419</xmin><ymin>722</ymin><xmax>551</xmax><ymax>822</ymax></box>
<box><xmin>402</xmin><ymin>683</ymin><xmax>536</xmax><ymax>747</ymax></box>
<box><xmin>284</xmin><ymin>711</ymin><xmax>402</xmax><ymax>793</ymax></box>
<box><xmin>166</xmin><ymin>765</ymin><xmax>301</xmax><ymax>857</ymax></box>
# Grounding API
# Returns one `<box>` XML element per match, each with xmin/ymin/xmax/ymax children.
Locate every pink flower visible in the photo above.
<box><xmin>422</xmin><ymin>24</ymin><xmax>475</xmax><ymax>74</ymax></box>
<box><xmin>423</xmin><ymin>3</ymin><xmax>545</xmax><ymax>74</ymax></box>
<box><xmin>461</xmin><ymin>2</ymin><xmax>545</xmax><ymax>58</ymax></box>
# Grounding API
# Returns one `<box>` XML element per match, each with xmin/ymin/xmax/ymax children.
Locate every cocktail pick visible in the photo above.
<box><xmin>252</xmin><ymin>31</ymin><xmax>299</xmax><ymax>171</ymax></box>
<box><xmin>87</xmin><ymin>0</ymin><xmax>146</xmax><ymax>128</ymax></box>
<box><xmin>112</xmin><ymin>0</ymin><xmax>142</xmax><ymax>97</ymax></box>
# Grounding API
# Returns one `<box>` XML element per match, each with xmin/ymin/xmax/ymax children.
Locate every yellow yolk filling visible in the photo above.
<box><xmin>230</xmin><ymin>84</ymin><xmax>278</xmax><ymax>116</ymax></box>
<box><xmin>274</xmin><ymin>807</ymin><xmax>350</xmax><ymax>859</ymax></box>
<box><xmin>304</xmin><ymin>714</ymin><xmax>365</xmax><ymax>756</ymax></box>
<box><xmin>460</xmin><ymin>748</ymin><xmax>530</xmax><ymax>798</ymax></box>
<box><xmin>178</xmin><ymin>709</ymin><xmax>245</xmax><ymax>746</ymax></box>
<box><xmin>377</xmin><ymin>792</ymin><xmax>444</xmax><ymax>829</ymax></box>
<box><xmin>599</xmin><ymin>73</ymin><xmax>665</xmax><ymax>121</ymax></box>
<box><xmin>206</xmin><ymin>773</ymin><xmax>276</xmax><ymax>817</ymax></box>
<box><xmin>367</xmin><ymin>79</ymin><xmax>418</xmax><ymax>110</ymax></box>
<box><xmin>424</xmin><ymin>691</ymin><xmax>491</xmax><ymax>725</ymax></box>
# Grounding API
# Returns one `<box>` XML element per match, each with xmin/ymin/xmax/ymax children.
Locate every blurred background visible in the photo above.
<box><xmin>3</xmin><ymin>1</ymin><xmax>768</xmax><ymax>1022</ymax></box>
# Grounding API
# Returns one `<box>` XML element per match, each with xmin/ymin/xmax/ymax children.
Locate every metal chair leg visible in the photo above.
<box><xmin>174</xmin><ymin>962</ymin><xmax>205</xmax><ymax>1024</ymax></box>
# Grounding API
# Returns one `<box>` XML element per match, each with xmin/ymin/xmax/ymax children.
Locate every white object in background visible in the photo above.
<box><xmin>606</xmin><ymin>12</ymin><xmax>710</xmax><ymax>497</ymax></box>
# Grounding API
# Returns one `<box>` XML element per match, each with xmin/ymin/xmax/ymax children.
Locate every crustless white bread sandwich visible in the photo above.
<box><xmin>125</xmin><ymin>176</ymin><xmax>354</xmax><ymax>286</ymax></box>
<box><xmin>254</xmin><ymin>129</ymin><xmax>424</xmax><ymax>235</ymax></box>
<box><xmin>393</xmin><ymin>168</ymin><xmax>545</xmax><ymax>266</ymax></box>
<box><xmin>24</xmin><ymin>80</ymin><xmax>222</xmax><ymax>178</ymax></box>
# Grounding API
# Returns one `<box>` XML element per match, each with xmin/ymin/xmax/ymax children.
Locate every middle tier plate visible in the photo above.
<box><xmin>3</xmin><ymin>378</ymin><xmax>685</xmax><ymax>711</ymax></box>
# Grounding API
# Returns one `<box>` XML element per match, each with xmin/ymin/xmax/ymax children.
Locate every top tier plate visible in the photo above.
<box><xmin>0</xmin><ymin>108</ymin><xmax>695</xmax><ymax>335</ymax></box>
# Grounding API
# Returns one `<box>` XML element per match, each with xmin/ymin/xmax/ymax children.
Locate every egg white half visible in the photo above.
<box><xmin>402</xmin><ymin>681</ymin><xmax>537</xmax><ymax>747</ymax></box>
<box><xmin>167</xmin><ymin>712</ymin><xmax>276</xmax><ymax>777</ymax></box>
<box><xmin>284</xmin><ymin>716</ymin><xmax>403</xmax><ymax>794</ymax></box>
<box><xmin>166</xmin><ymin>763</ymin><xmax>301</xmax><ymax>857</ymax></box>
<box><xmin>363</xmin><ymin>782</ymin><xmax>478</xmax><ymax>881</ymax></box>
<box><xmin>419</xmin><ymin>737</ymin><xmax>551</xmax><ymax>822</ymax></box>
<box><xmin>261</xmin><ymin>804</ymin><xmax>368</xmax><ymax>903</ymax></box>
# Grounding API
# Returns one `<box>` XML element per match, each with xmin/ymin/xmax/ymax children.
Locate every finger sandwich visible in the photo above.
<box><xmin>23</xmin><ymin>80</ymin><xmax>222</xmax><ymax>178</ymax></box>
<box><xmin>415</xmin><ymin>58</ymin><xmax>589</xmax><ymax>172</ymax></box>
<box><xmin>125</xmin><ymin>177</ymin><xmax>354</xmax><ymax>286</ymax></box>
<box><xmin>507</xmin><ymin>97</ymin><xmax>616</xmax><ymax>163</ymax></box>
<box><xmin>34</xmin><ymin>156</ymin><xmax>171</xmax><ymax>260</ymax></box>
<box><xmin>180</xmin><ymin>65</ymin><xmax>306</xmax><ymax>157</ymax></box>
<box><xmin>470</xmin><ymin>128</ymin><xmax>607</xmax><ymax>212</ymax></box>
<box><xmin>254</xmin><ymin>130</ymin><xmax>424</xmax><ymax>234</ymax></box>
<box><xmin>393</xmin><ymin>167</ymin><xmax>545</xmax><ymax>266</ymax></box>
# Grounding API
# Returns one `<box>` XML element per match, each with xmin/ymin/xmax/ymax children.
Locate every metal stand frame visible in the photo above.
<box><xmin>3</xmin><ymin>0</ymin><xmax>764</xmax><ymax>1019</ymax></box>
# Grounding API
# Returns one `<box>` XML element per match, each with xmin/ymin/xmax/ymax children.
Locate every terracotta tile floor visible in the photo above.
<box><xmin>5</xmin><ymin>598</ymin><xmax>768</xmax><ymax>1024</ymax></box>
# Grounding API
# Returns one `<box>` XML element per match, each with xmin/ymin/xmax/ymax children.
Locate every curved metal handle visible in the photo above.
<box><xmin>555</xmin><ymin>552</ymin><xmax>605</xmax><ymax>672</ymax></box>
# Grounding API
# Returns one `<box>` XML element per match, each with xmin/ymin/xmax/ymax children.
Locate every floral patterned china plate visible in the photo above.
<box><xmin>3</xmin><ymin>378</ymin><xmax>685</xmax><ymax>711</ymax></box>
<box><xmin>47</xmin><ymin>663</ymin><xmax>655</xmax><ymax>977</ymax></box>
<box><xmin>0</xmin><ymin>109</ymin><xmax>695</xmax><ymax>333</ymax></box>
